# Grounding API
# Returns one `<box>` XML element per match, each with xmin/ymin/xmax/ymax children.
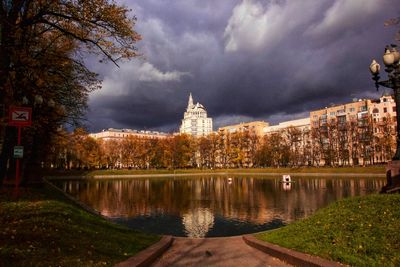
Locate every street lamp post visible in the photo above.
<box><xmin>370</xmin><ymin>44</ymin><xmax>400</xmax><ymax>192</ymax></box>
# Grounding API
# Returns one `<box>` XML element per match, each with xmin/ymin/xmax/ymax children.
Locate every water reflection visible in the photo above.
<box><xmin>56</xmin><ymin>176</ymin><xmax>384</xmax><ymax>237</ymax></box>
<box><xmin>182</xmin><ymin>208</ymin><xmax>214</xmax><ymax>237</ymax></box>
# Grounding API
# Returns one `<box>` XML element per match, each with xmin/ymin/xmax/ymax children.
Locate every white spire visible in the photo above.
<box><xmin>188</xmin><ymin>93</ymin><xmax>194</xmax><ymax>109</ymax></box>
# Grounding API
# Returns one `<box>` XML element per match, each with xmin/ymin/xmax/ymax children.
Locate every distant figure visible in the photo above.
<box><xmin>282</xmin><ymin>175</ymin><xmax>291</xmax><ymax>183</ymax></box>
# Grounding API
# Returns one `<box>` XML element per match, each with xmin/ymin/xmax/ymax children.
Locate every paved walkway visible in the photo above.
<box><xmin>151</xmin><ymin>236</ymin><xmax>292</xmax><ymax>267</ymax></box>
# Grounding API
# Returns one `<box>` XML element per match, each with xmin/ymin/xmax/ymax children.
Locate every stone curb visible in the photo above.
<box><xmin>115</xmin><ymin>235</ymin><xmax>173</xmax><ymax>267</ymax></box>
<box><xmin>243</xmin><ymin>235</ymin><xmax>345</xmax><ymax>267</ymax></box>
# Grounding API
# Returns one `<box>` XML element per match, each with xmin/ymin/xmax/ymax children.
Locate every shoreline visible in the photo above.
<box><xmin>45</xmin><ymin>171</ymin><xmax>386</xmax><ymax>180</ymax></box>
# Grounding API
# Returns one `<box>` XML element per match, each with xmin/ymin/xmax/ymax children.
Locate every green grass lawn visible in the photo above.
<box><xmin>46</xmin><ymin>165</ymin><xmax>386</xmax><ymax>177</ymax></box>
<box><xmin>256</xmin><ymin>194</ymin><xmax>400</xmax><ymax>267</ymax></box>
<box><xmin>0</xmin><ymin>186</ymin><xmax>160</xmax><ymax>267</ymax></box>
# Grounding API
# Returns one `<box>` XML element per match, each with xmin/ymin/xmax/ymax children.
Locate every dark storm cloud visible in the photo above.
<box><xmin>86</xmin><ymin>0</ymin><xmax>400</xmax><ymax>132</ymax></box>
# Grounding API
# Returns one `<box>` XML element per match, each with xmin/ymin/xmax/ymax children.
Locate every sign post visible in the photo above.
<box><xmin>8</xmin><ymin>106</ymin><xmax>32</xmax><ymax>190</ymax></box>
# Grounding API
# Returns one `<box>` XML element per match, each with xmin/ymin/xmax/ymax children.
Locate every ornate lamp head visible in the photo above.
<box><xmin>369</xmin><ymin>59</ymin><xmax>380</xmax><ymax>74</ymax></box>
<box><xmin>383</xmin><ymin>46</ymin><xmax>395</xmax><ymax>66</ymax></box>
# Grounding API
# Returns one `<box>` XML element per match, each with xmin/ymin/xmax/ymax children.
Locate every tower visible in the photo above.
<box><xmin>180</xmin><ymin>93</ymin><xmax>213</xmax><ymax>136</ymax></box>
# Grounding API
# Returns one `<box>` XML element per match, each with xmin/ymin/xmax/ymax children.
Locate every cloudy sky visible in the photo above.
<box><xmin>86</xmin><ymin>0</ymin><xmax>399</xmax><ymax>133</ymax></box>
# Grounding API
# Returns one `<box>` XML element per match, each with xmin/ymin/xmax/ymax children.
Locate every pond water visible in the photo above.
<box><xmin>53</xmin><ymin>175</ymin><xmax>385</xmax><ymax>237</ymax></box>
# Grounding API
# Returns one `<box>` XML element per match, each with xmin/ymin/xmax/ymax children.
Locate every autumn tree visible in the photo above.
<box><xmin>207</xmin><ymin>133</ymin><xmax>219</xmax><ymax>168</ymax></box>
<box><xmin>336</xmin><ymin>117</ymin><xmax>350</xmax><ymax>166</ymax></box>
<box><xmin>285</xmin><ymin>126</ymin><xmax>302</xmax><ymax>167</ymax></box>
<box><xmin>102</xmin><ymin>139</ymin><xmax>121</xmax><ymax>168</ymax></box>
<box><xmin>45</xmin><ymin>128</ymin><xmax>70</xmax><ymax>169</ymax></box>
<box><xmin>164</xmin><ymin>134</ymin><xmax>195</xmax><ymax>169</ymax></box>
<box><xmin>216</xmin><ymin>131</ymin><xmax>230</xmax><ymax>168</ymax></box>
<box><xmin>256</xmin><ymin>132</ymin><xmax>289</xmax><ymax>167</ymax></box>
<box><xmin>255</xmin><ymin>135</ymin><xmax>271</xmax><ymax>167</ymax></box>
<box><xmin>198</xmin><ymin>136</ymin><xmax>212</xmax><ymax>168</ymax></box>
<box><xmin>357</xmin><ymin>114</ymin><xmax>374</xmax><ymax>166</ymax></box>
<box><xmin>310</xmin><ymin>120</ymin><xmax>325</xmax><ymax>166</ymax></box>
<box><xmin>120</xmin><ymin>136</ymin><xmax>136</xmax><ymax>168</ymax></box>
<box><xmin>244</xmin><ymin>130</ymin><xmax>259</xmax><ymax>168</ymax></box>
<box><xmin>381</xmin><ymin>114</ymin><xmax>396</xmax><ymax>161</ymax></box>
<box><xmin>229</xmin><ymin>132</ymin><xmax>244</xmax><ymax>168</ymax></box>
<box><xmin>145</xmin><ymin>138</ymin><xmax>164</xmax><ymax>169</ymax></box>
<box><xmin>0</xmin><ymin>0</ymin><xmax>140</xmax><ymax>183</ymax></box>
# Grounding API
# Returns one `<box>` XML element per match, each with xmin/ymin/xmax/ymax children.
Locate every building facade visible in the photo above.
<box><xmin>310</xmin><ymin>94</ymin><xmax>396</xmax><ymax>166</ymax></box>
<box><xmin>180</xmin><ymin>93</ymin><xmax>213</xmax><ymax>137</ymax></box>
<box><xmin>370</xmin><ymin>93</ymin><xmax>397</xmax><ymax>163</ymax></box>
<box><xmin>218</xmin><ymin>121</ymin><xmax>269</xmax><ymax>137</ymax></box>
<box><xmin>263</xmin><ymin>118</ymin><xmax>310</xmax><ymax>135</ymax></box>
<box><xmin>89</xmin><ymin>128</ymin><xmax>168</xmax><ymax>141</ymax></box>
<box><xmin>263</xmin><ymin>118</ymin><xmax>312</xmax><ymax>166</ymax></box>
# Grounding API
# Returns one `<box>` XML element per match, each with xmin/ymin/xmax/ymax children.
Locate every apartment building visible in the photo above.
<box><xmin>263</xmin><ymin>118</ymin><xmax>310</xmax><ymax>134</ymax></box>
<box><xmin>263</xmin><ymin>118</ymin><xmax>312</xmax><ymax>166</ymax></box>
<box><xmin>89</xmin><ymin>128</ymin><xmax>168</xmax><ymax>141</ymax></box>
<box><xmin>218</xmin><ymin>121</ymin><xmax>269</xmax><ymax>137</ymax></box>
<box><xmin>370</xmin><ymin>93</ymin><xmax>397</xmax><ymax>163</ymax></box>
<box><xmin>310</xmin><ymin>94</ymin><xmax>396</xmax><ymax>166</ymax></box>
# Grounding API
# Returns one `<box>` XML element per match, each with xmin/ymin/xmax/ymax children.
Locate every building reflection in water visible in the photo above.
<box><xmin>57</xmin><ymin>176</ymin><xmax>385</xmax><ymax>237</ymax></box>
<box><xmin>283</xmin><ymin>182</ymin><xmax>292</xmax><ymax>191</ymax></box>
<box><xmin>182</xmin><ymin>208</ymin><xmax>214</xmax><ymax>238</ymax></box>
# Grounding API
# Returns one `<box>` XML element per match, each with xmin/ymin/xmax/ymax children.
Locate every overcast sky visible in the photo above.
<box><xmin>86</xmin><ymin>0</ymin><xmax>400</xmax><ymax>133</ymax></box>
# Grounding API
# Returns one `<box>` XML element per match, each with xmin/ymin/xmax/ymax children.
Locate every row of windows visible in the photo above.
<box><xmin>373</xmin><ymin>116</ymin><xmax>397</xmax><ymax>122</ymax></box>
<box><xmin>372</xmin><ymin>107</ymin><xmax>396</xmax><ymax>113</ymax></box>
<box><xmin>314</xmin><ymin>105</ymin><xmax>397</xmax><ymax>121</ymax></box>
<box><xmin>313</xmin><ymin>106</ymin><xmax>366</xmax><ymax>119</ymax></box>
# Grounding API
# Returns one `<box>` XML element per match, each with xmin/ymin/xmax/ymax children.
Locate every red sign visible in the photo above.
<box><xmin>8</xmin><ymin>106</ymin><xmax>32</xmax><ymax>126</ymax></box>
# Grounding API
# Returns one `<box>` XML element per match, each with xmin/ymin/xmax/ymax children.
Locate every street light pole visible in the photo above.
<box><xmin>370</xmin><ymin>45</ymin><xmax>400</xmax><ymax>160</ymax></box>
<box><xmin>370</xmin><ymin>44</ymin><xmax>400</xmax><ymax>192</ymax></box>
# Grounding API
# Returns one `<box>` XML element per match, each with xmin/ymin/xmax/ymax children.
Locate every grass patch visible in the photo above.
<box><xmin>0</xmin><ymin>186</ymin><xmax>160</xmax><ymax>267</ymax></box>
<box><xmin>46</xmin><ymin>166</ymin><xmax>385</xmax><ymax>177</ymax></box>
<box><xmin>256</xmin><ymin>194</ymin><xmax>400</xmax><ymax>267</ymax></box>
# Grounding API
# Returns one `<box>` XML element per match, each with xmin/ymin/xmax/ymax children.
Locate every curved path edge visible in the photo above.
<box><xmin>243</xmin><ymin>235</ymin><xmax>346</xmax><ymax>267</ymax></box>
<box><xmin>115</xmin><ymin>235</ymin><xmax>173</xmax><ymax>267</ymax></box>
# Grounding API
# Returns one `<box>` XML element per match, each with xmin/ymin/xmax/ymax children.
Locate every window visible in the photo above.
<box><xmin>349</xmin><ymin>107</ymin><xmax>355</xmax><ymax>112</ymax></box>
<box><xmin>384</xmin><ymin>107</ymin><xmax>387</xmax><ymax>113</ymax></box>
<box><xmin>393</xmin><ymin>107</ymin><xmax>396</xmax><ymax>112</ymax></box>
<box><xmin>360</xmin><ymin>106</ymin><xmax>367</xmax><ymax>112</ymax></box>
<box><xmin>338</xmin><ymin>115</ymin><xmax>346</xmax><ymax>124</ymax></box>
<box><xmin>372</xmin><ymin>108</ymin><xmax>379</xmax><ymax>113</ymax></box>
<box><xmin>330</xmin><ymin>112</ymin><xmax>336</xmax><ymax>116</ymax></box>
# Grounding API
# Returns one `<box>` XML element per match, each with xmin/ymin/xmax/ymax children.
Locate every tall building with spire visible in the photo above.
<box><xmin>180</xmin><ymin>93</ymin><xmax>213</xmax><ymax>136</ymax></box>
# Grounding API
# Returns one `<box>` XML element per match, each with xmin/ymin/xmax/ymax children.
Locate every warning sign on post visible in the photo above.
<box><xmin>8</xmin><ymin>106</ymin><xmax>32</xmax><ymax>126</ymax></box>
<box><xmin>13</xmin><ymin>146</ymin><xmax>24</xmax><ymax>158</ymax></box>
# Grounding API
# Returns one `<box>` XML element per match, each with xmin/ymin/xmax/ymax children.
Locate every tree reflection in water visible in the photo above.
<box><xmin>57</xmin><ymin>176</ymin><xmax>385</xmax><ymax>237</ymax></box>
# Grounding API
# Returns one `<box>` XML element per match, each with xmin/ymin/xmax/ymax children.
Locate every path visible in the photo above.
<box><xmin>151</xmin><ymin>236</ymin><xmax>292</xmax><ymax>267</ymax></box>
